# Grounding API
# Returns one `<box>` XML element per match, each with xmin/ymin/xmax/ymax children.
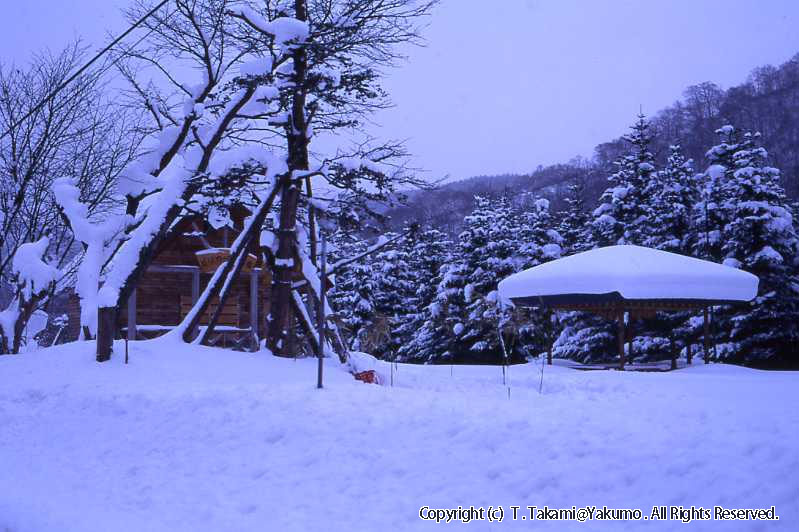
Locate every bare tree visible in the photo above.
<box><xmin>0</xmin><ymin>43</ymin><xmax>140</xmax><ymax>354</ymax></box>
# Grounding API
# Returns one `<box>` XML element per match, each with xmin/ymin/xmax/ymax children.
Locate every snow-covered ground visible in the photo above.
<box><xmin>1</xmin><ymin>341</ymin><xmax>797</xmax><ymax>531</ymax></box>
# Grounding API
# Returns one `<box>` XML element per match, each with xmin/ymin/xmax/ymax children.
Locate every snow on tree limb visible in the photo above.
<box><xmin>0</xmin><ymin>237</ymin><xmax>59</xmax><ymax>351</ymax></box>
<box><xmin>53</xmin><ymin>177</ymin><xmax>131</xmax><ymax>335</ymax></box>
<box><xmin>12</xmin><ymin>238</ymin><xmax>59</xmax><ymax>301</ymax></box>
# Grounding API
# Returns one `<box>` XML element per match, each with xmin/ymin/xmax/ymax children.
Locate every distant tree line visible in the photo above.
<box><xmin>387</xmin><ymin>52</ymin><xmax>799</xmax><ymax>234</ymax></box>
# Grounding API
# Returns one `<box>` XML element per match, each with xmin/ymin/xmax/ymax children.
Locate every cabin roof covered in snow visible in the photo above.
<box><xmin>498</xmin><ymin>245</ymin><xmax>759</xmax><ymax>307</ymax></box>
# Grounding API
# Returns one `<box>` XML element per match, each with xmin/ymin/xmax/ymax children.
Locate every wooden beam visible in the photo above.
<box><xmin>290</xmin><ymin>290</ymin><xmax>319</xmax><ymax>353</ymax></box>
<box><xmin>250</xmin><ymin>270</ymin><xmax>259</xmax><ymax>346</ymax></box>
<box><xmin>191</xmin><ymin>270</ymin><xmax>200</xmax><ymax>303</ymax></box>
<box><xmin>147</xmin><ymin>264</ymin><xmax>263</xmax><ymax>274</ymax></box>
<box><xmin>190</xmin><ymin>269</ymin><xmax>200</xmax><ymax>340</ymax></box>
<box><xmin>150</xmin><ymin>264</ymin><xmax>200</xmax><ymax>274</ymax></box>
<box><xmin>687</xmin><ymin>342</ymin><xmax>693</xmax><ymax>365</ymax></box>
<box><xmin>127</xmin><ymin>288</ymin><xmax>137</xmax><ymax>341</ymax></box>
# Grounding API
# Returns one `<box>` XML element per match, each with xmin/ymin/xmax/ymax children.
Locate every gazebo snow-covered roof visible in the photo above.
<box><xmin>499</xmin><ymin>245</ymin><xmax>758</xmax><ymax>308</ymax></box>
<box><xmin>498</xmin><ymin>246</ymin><xmax>759</xmax><ymax>370</ymax></box>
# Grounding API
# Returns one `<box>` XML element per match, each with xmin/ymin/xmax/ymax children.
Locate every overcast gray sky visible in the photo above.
<box><xmin>2</xmin><ymin>0</ymin><xmax>798</xmax><ymax>181</ymax></box>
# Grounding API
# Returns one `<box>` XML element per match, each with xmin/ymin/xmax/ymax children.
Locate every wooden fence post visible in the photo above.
<box><xmin>250</xmin><ymin>269</ymin><xmax>259</xmax><ymax>351</ymax></box>
<box><xmin>127</xmin><ymin>288</ymin><xmax>137</xmax><ymax>341</ymax></box>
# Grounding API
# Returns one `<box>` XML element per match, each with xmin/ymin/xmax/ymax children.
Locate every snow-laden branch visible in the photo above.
<box><xmin>231</xmin><ymin>8</ymin><xmax>309</xmax><ymax>52</ymax></box>
<box><xmin>0</xmin><ymin>237</ymin><xmax>59</xmax><ymax>353</ymax></box>
<box><xmin>96</xmin><ymin>81</ymin><xmax>278</xmax><ymax>310</ymax></box>
<box><xmin>12</xmin><ymin>238</ymin><xmax>60</xmax><ymax>300</ymax></box>
<box><xmin>53</xmin><ymin>178</ymin><xmax>131</xmax><ymax>336</ymax></box>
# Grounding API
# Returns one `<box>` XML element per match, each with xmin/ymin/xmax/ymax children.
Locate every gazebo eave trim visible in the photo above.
<box><xmin>509</xmin><ymin>292</ymin><xmax>750</xmax><ymax>311</ymax></box>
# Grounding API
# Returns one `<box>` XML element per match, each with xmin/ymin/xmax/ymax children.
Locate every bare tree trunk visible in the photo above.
<box><xmin>96</xmin><ymin>307</ymin><xmax>117</xmax><ymax>362</ymax></box>
<box><xmin>95</xmin><ymin>200</ymin><xmax>188</xmax><ymax>361</ymax></box>
<box><xmin>269</xmin><ymin>0</ymin><xmax>309</xmax><ymax>357</ymax></box>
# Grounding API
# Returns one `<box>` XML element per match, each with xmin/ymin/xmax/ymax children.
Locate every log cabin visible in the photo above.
<box><xmin>64</xmin><ymin>204</ymin><xmax>274</xmax><ymax>351</ymax></box>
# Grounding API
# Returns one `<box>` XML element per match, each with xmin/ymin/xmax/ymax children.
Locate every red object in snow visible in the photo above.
<box><xmin>354</xmin><ymin>370</ymin><xmax>378</xmax><ymax>384</ymax></box>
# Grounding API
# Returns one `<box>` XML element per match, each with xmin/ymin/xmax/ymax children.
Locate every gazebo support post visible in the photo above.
<box><xmin>669</xmin><ymin>335</ymin><xmax>677</xmax><ymax>370</ymax></box>
<box><xmin>617</xmin><ymin>310</ymin><xmax>626</xmax><ymax>371</ymax></box>
<box><xmin>545</xmin><ymin>309</ymin><xmax>553</xmax><ymax>366</ymax></box>
<box><xmin>687</xmin><ymin>342</ymin><xmax>693</xmax><ymax>365</ymax></box>
<box><xmin>627</xmin><ymin>313</ymin><xmax>633</xmax><ymax>361</ymax></box>
<box><xmin>703</xmin><ymin>307</ymin><xmax>711</xmax><ymax>364</ymax></box>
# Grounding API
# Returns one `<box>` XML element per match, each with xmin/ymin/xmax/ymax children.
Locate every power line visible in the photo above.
<box><xmin>0</xmin><ymin>0</ymin><xmax>171</xmax><ymax>142</ymax></box>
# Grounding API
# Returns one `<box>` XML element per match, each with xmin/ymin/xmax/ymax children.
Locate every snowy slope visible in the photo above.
<box><xmin>1</xmin><ymin>342</ymin><xmax>797</xmax><ymax>531</ymax></box>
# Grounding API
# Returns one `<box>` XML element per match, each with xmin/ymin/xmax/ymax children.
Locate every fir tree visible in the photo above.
<box><xmin>645</xmin><ymin>145</ymin><xmax>698</xmax><ymax>254</ymax></box>
<box><xmin>552</xmin><ymin>312</ymin><xmax>617</xmax><ymax>363</ymax></box>
<box><xmin>517</xmin><ymin>195</ymin><xmax>564</xmax><ymax>268</ymax></box>
<box><xmin>715</xmin><ymin>131</ymin><xmax>799</xmax><ymax>365</ymax></box>
<box><xmin>514</xmin><ymin>196</ymin><xmax>564</xmax><ymax>358</ymax></box>
<box><xmin>592</xmin><ymin>113</ymin><xmax>657</xmax><ymax>246</ymax></box>
<box><xmin>637</xmin><ymin>146</ymin><xmax>701</xmax><ymax>360</ymax></box>
<box><xmin>459</xmin><ymin>195</ymin><xmax>520</xmax><ymax>362</ymax></box>
<box><xmin>693</xmin><ymin>125</ymin><xmax>741</xmax><ymax>262</ymax></box>
<box><xmin>394</xmin><ymin>228</ymin><xmax>453</xmax><ymax>362</ymax></box>
<box><xmin>557</xmin><ymin>175</ymin><xmax>592</xmax><ymax>255</ymax></box>
<box><xmin>328</xmin><ymin>238</ymin><xmax>378</xmax><ymax>353</ymax></box>
<box><xmin>421</xmin><ymin>260</ymin><xmax>471</xmax><ymax>363</ymax></box>
<box><xmin>369</xmin><ymin>233</ymin><xmax>416</xmax><ymax>359</ymax></box>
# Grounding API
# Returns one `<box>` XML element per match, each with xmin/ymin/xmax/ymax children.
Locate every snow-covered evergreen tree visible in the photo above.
<box><xmin>395</xmin><ymin>228</ymin><xmax>453</xmax><ymax>362</ymax></box>
<box><xmin>416</xmin><ymin>260</ymin><xmax>471</xmax><ymax>363</ymax></box>
<box><xmin>554</xmin><ymin>181</ymin><xmax>619</xmax><ymax>364</ymax></box>
<box><xmin>328</xmin><ymin>238</ymin><xmax>379</xmax><ymax>353</ymax></box>
<box><xmin>714</xmin><ymin>131</ymin><xmax>799</xmax><ymax>365</ymax></box>
<box><xmin>556</xmin><ymin>175</ymin><xmax>592</xmax><ymax>255</ymax></box>
<box><xmin>513</xmin><ymin>196</ymin><xmax>564</xmax><ymax>357</ymax></box>
<box><xmin>551</xmin><ymin>312</ymin><xmax>617</xmax><ymax>363</ymax></box>
<box><xmin>458</xmin><ymin>195</ymin><xmax>519</xmax><ymax>362</ymax></box>
<box><xmin>633</xmin><ymin>145</ymin><xmax>701</xmax><ymax>361</ymax></box>
<box><xmin>592</xmin><ymin>113</ymin><xmax>657</xmax><ymax>246</ymax></box>
<box><xmin>517</xmin><ymin>196</ymin><xmax>563</xmax><ymax>268</ymax></box>
<box><xmin>368</xmin><ymin>233</ymin><xmax>416</xmax><ymax>358</ymax></box>
<box><xmin>644</xmin><ymin>145</ymin><xmax>698</xmax><ymax>254</ymax></box>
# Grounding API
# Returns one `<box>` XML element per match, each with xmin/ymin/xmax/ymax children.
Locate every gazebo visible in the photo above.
<box><xmin>497</xmin><ymin>245</ymin><xmax>759</xmax><ymax>370</ymax></box>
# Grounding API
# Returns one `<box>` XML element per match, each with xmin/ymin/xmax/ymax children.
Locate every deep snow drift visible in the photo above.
<box><xmin>1</xmin><ymin>341</ymin><xmax>797</xmax><ymax>531</ymax></box>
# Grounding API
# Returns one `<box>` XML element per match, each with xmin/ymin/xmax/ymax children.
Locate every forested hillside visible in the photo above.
<box><xmin>386</xmin><ymin>52</ymin><xmax>799</xmax><ymax>233</ymax></box>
